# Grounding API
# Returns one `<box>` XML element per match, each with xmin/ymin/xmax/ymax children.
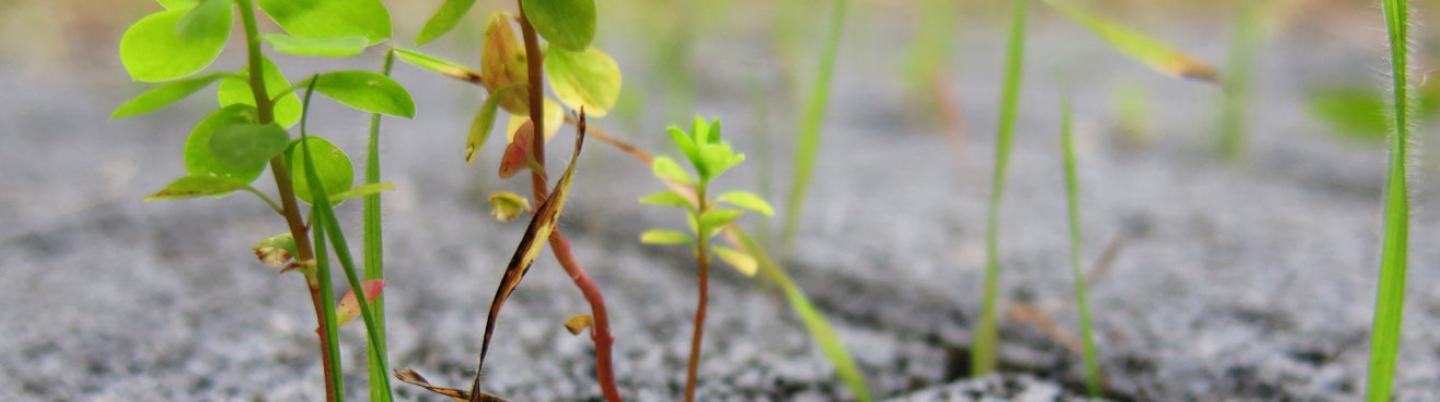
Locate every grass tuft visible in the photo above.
<box><xmin>781</xmin><ymin>0</ymin><xmax>849</xmax><ymax>254</ymax></box>
<box><xmin>1059</xmin><ymin>79</ymin><xmax>1103</xmax><ymax>396</ymax></box>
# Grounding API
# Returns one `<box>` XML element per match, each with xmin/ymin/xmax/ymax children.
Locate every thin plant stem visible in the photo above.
<box><xmin>1059</xmin><ymin>81</ymin><xmax>1102</xmax><ymax>396</ymax></box>
<box><xmin>365</xmin><ymin>49</ymin><xmax>396</xmax><ymax>402</ymax></box>
<box><xmin>781</xmin><ymin>0</ymin><xmax>848</xmax><ymax>254</ymax></box>
<box><xmin>312</xmin><ymin>209</ymin><xmax>346</xmax><ymax>402</ymax></box>
<box><xmin>684</xmin><ymin>183</ymin><xmax>711</xmax><ymax>402</ymax></box>
<box><xmin>1365</xmin><ymin>0</ymin><xmax>1411</xmax><ymax>400</ymax></box>
<box><xmin>235</xmin><ymin>0</ymin><xmax>336</xmax><ymax>399</ymax></box>
<box><xmin>1218</xmin><ymin>0</ymin><xmax>1262</xmax><ymax>161</ymax></box>
<box><xmin>973</xmin><ymin>0</ymin><xmax>1028</xmax><ymax>377</ymax></box>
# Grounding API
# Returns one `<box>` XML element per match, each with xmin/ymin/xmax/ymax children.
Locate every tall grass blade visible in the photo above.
<box><xmin>1042</xmin><ymin>0</ymin><xmax>1218</xmax><ymax>83</ymax></box>
<box><xmin>973</xmin><ymin>0</ymin><xmax>1028</xmax><ymax>377</ymax></box>
<box><xmin>300</xmin><ymin>78</ymin><xmax>394</xmax><ymax>401</ymax></box>
<box><xmin>1059</xmin><ymin>81</ymin><xmax>1103</xmax><ymax>396</ymax></box>
<box><xmin>1365</xmin><ymin>0</ymin><xmax>1412</xmax><ymax>400</ymax></box>
<box><xmin>732</xmin><ymin>228</ymin><xmax>872</xmax><ymax>402</ymax></box>
<box><xmin>312</xmin><ymin>208</ymin><xmax>346</xmax><ymax>402</ymax></box>
<box><xmin>364</xmin><ymin>49</ymin><xmax>396</xmax><ymax>402</ymax></box>
<box><xmin>781</xmin><ymin>0</ymin><xmax>849</xmax><ymax>254</ymax></box>
<box><xmin>1217</xmin><ymin>0</ymin><xmax>1263</xmax><ymax>161</ymax></box>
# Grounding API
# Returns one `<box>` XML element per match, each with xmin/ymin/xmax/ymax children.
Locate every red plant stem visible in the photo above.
<box><xmin>684</xmin><ymin>188</ymin><xmax>711</xmax><ymax>402</ymax></box>
<box><xmin>306</xmin><ymin>283</ymin><xmax>337</xmax><ymax>400</ymax></box>
<box><xmin>549</xmin><ymin>232</ymin><xmax>623</xmax><ymax>402</ymax></box>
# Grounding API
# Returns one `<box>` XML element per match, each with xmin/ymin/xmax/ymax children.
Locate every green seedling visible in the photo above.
<box><xmin>400</xmin><ymin>1</ymin><xmax>624</xmax><ymax>401</ymax></box>
<box><xmin>1306</xmin><ymin>81</ymin><xmax>1440</xmax><ymax>143</ymax></box>
<box><xmin>1365</xmin><ymin>0</ymin><xmax>1413</xmax><ymax>400</ymax></box>
<box><xmin>781</xmin><ymin>0</ymin><xmax>848</xmax><ymax>254</ymax></box>
<box><xmin>115</xmin><ymin>0</ymin><xmax>410</xmax><ymax>400</ymax></box>
<box><xmin>1058</xmin><ymin>81</ymin><xmax>1103</xmax><ymax>396</ymax></box>
<box><xmin>1217</xmin><ymin>0</ymin><xmax>1265</xmax><ymax>161</ymax></box>
<box><xmin>639</xmin><ymin>117</ymin><xmax>773</xmax><ymax>402</ymax></box>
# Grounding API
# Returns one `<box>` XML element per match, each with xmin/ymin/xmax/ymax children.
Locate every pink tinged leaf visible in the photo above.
<box><xmin>318</xmin><ymin>279</ymin><xmax>385</xmax><ymax>333</ymax></box>
<box><xmin>497</xmin><ymin>120</ymin><xmax>535</xmax><ymax>179</ymax></box>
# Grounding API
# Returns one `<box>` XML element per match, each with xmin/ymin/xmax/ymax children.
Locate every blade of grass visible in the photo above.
<box><xmin>1059</xmin><ymin>79</ymin><xmax>1103</xmax><ymax>396</ymax></box>
<box><xmin>1365</xmin><ymin>0</ymin><xmax>1411</xmax><ymax>400</ymax></box>
<box><xmin>364</xmin><ymin>49</ymin><xmax>396</xmax><ymax>402</ymax></box>
<box><xmin>973</xmin><ymin>0</ymin><xmax>1028</xmax><ymax>378</ymax></box>
<box><xmin>1217</xmin><ymin>0</ymin><xmax>1263</xmax><ymax>161</ymax></box>
<box><xmin>730</xmin><ymin>228</ymin><xmax>872</xmax><ymax>402</ymax></box>
<box><xmin>781</xmin><ymin>0</ymin><xmax>849</xmax><ymax>254</ymax></box>
<box><xmin>313</xmin><ymin>209</ymin><xmax>346</xmax><ymax>402</ymax></box>
<box><xmin>1042</xmin><ymin>0</ymin><xmax>1218</xmax><ymax>83</ymax></box>
<box><xmin>299</xmin><ymin>77</ymin><xmax>394</xmax><ymax>402</ymax></box>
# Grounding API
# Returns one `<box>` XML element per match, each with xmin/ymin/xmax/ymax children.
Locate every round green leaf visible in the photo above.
<box><xmin>544</xmin><ymin>46</ymin><xmax>621</xmax><ymax>116</ymax></box>
<box><xmin>217</xmin><ymin>57</ymin><xmax>302</xmax><ymax>128</ymax></box>
<box><xmin>286</xmin><ymin>136</ymin><xmax>354</xmax><ymax>204</ymax></box>
<box><xmin>119</xmin><ymin>7</ymin><xmax>231</xmax><ymax>82</ymax></box>
<box><xmin>209</xmin><ymin>123</ymin><xmax>290</xmax><ymax>171</ymax></box>
<box><xmin>185</xmin><ymin>105</ymin><xmax>265</xmax><ymax>183</ymax></box>
<box><xmin>157</xmin><ymin>0</ymin><xmax>199</xmax><ymax>9</ymax></box>
<box><xmin>520</xmin><ymin>0</ymin><xmax>596</xmax><ymax>51</ymax></box>
<box><xmin>308</xmin><ymin>71</ymin><xmax>416</xmax><ymax>118</ymax></box>
<box><xmin>416</xmin><ymin>0</ymin><xmax>479</xmax><ymax>45</ymax></box>
<box><xmin>257</xmin><ymin>0</ymin><xmax>391</xmax><ymax>44</ymax></box>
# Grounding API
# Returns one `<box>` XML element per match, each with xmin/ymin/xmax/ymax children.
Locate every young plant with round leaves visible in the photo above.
<box><xmin>639</xmin><ymin>117</ymin><xmax>772</xmax><ymax>402</ymax></box>
<box><xmin>113</xmin><ymin>0</ymin><xmax>408</xmax><ymax>400</ymax></box>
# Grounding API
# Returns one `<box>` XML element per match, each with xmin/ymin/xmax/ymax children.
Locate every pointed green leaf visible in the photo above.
<box><xmin>717</xmin><ymin>191</ymin><xmax>773</xmax><ymax>216</ymax></box>
<box><xmin>144</xmin><ymin>175</ymin><xmax>251</xmax><ymax>201</ymax></box>
<box><xmin>712</xmin><ymin>246</ymin><xmax>758</xmax><ymax>276</ymax></box>
<box><xmin>112</xmin><ymin>73</ymin><xmax>228</xmax><ymax>118</ymax></box>
<box><xmin>639</xmin><ymin>190</ymin><xmax>692</xmax><ymax>210</ymax></box>
<box><xmin>544</xmin><ymin>46</ymin><xmax>622</xmax><ymax>117</ymax></box>
<box><xmin>465</xmin><ymin>86</ymin><xmax>520</xmax><ymax>164</ymax></box>
<box><xmin>392</xmin><ymin>47</ymin><xmax>479</xmax><ymax>82</ymax></box>
<box><xmin>699</xmin><ymin>143</ymin><xmax>744</xmax><ymax>179</ymax></box>
<box><xmin>120</xmin><ymin>7</ymin><xmax>231</xmax><ymax>82</ymax></box>
<box><xmin>209</xmin><ymin>123</ymin><xmax>289</xmax><ymax>171</ymax></box>
<box><xmin>257</xmin><ymin>0</ymin><xmax>391</xmax><ymax>44</ymax></box>
<box><xmin>286</xmin><ymin>136</ymin><xmax>354</xmax><ymax>204</ymax></box>
<box><xmin>185</xmin><ymin>105</ymin><xmax>264</xmax><ymax>183</ymax></box>
<box><xmin>305</xmin><ymin>71</ymin><xmax>415</xmax><ymax>118</ymax></box>
<box><xmin>520</xmin><ymin>0</ymin><xmax>596</xmax><ymax>51</ymax></box>
<box><xmin>329</xmin><ymin>182</ymin><xmax>394</xmax><ymax>204</ymax></box>
<box><xmin>650</xmin><ymin>156</ymin><xmax>694</xmax><ymax>185</ymax></box>
<box><xmin>667</xmin><ymin>127</ymin><xmax>700</xmax><ymax>173</ymax></box>
<box><xmin>261</xmin><ymin>33</ymin><xmax>368</xmax><ymax>57</ymax></box>
<box><xmin>699</xmin><ymin>208</ymin><xmax>744</xmax><ymax>233</ymax></box>
<box><xmin>416</xmin><ymin>0</ymin><xmax>478</xmax><ymax>45</ymax></box>
<box><xmin>1043</xmin><ymin>0</ymin><xmax>1217</xmax><ymax>82</ymax></box>
<box><xmin>640</xmin><ymin>229</ymin><xmax>692</xmax><ymax>245</ymax></box>
<box><xmin>217</xmin><ymin>57</ymin><xmax>302</xmax><ymax>128</ymax></box>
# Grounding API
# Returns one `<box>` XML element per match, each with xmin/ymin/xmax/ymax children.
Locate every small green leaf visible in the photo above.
<box><xmin>261</xmin><ymin>33</ymin><xmax>368</xmax><ymax>57</ymax></box>
<box><xmin>329</xmin><ymin>182</ymin><xmax>394</xmax><ymax>204</ymax></box>
<box><xmin>667</xmin><ymin>127</ymin><xmax>700</xmax><ymax>172</ymax></box>
<box><xmin>712</xmin><ymin>246</ymin><xmax>758</xmax><ymax>276</ymax></box>
<box><xmin>392</xmin><ymin>47</ymin><xmax>477</xmax><ymax>81</ymax></box>
<box><xmin>120</xmin><ymin>7</ymin><xmax>231</xmax><ymax>82</ymax></box>
<box><xmin>177</xmin><ymin>0</ymin><xmax>232</xmax><ymax>38</ymax></box>
<box><xmin>699</xmin><ymin>208</ymin><xmax>744</xmax><ymax>233</ymax></box>
<box><xmin>544</xmin><ymin>46</ymin><xmax>622</xmax><ymax>117</ymax></box>
<box><xmin>650</xmin><ymin>156</ymin><xmax>694</xmax><ymax>185</ymax></box>
<box><xmin>520</xmin><ymin>0</ymin><xmax>596</xmax><ymax>51</ymax></box>
<box><xmin>466</xmin><ymin>86</ymin><xmax>519</xmax><ymax>165</ymax></box>
<box><xmin>185</xmin><ymin>105</ymin><xmax>264</xmax><ymax>183</ymax></box>
<box><xmin>209</xmin><ymin>123</ymin><xmax>290</xmax><ymax>171</ymax></box>
<box><xmin>488</xmin><ymin>191</ymin><xmax>531</xmax><ymax>222</ymax></box>
<box><xmin>112</xmin><ymin>73</ymin><xmax>227</xmax><ymax>118</ymax></box>
<box><xmin>639</xmin><ymin>190</ymin><xmax>692</xmax><ymax>210</ymax></box>
<box><xmin>306</xmin><ymin>71</ymin><xmax>416</xmax><ymax>118</ymax></box>
<box><xmin>286</xmin><ymin>136</ymin><xmax>355</xmax><ymax>204</ymax></box>
<box><xmin>640</xmin><ymin>229</ymin><xmax>692</xmax><ymax>245</ymax></box>
<box><xmin>691</xmin><ymin>116</ymin><xmax>716</xmax><ymax>144</ymax></box>
<box><xmin>699</xmin><ymin>143</ymin><xmax>745</xmax><ymax>179</ymax></box>
<box><xmin>257</xmin><ymin>0</ymin><xmax>391</xmax><ymax>44</ymax></box>
<box><xmin>144</xmin><ymin>175</ymin><xmax>251</xmax><ymax>201</ymax></box>
<box><xmin>217</xmin><ymin>57</ymin><xmax>302</xmax><ymax>128</ymax></box>
<box><xmin>253</xmin><ymin>232</ymin><xmax>299</xmax><ymax>268</ymax></box>
<box><xmin>717</xmin><ymin>191</ymin><xmax>773</xmax><ymax>216</ymax></box>
<box><xmin>416</xmin><ymin>0</ymin><xmax>478</xmax><ymax>45</ymax></box>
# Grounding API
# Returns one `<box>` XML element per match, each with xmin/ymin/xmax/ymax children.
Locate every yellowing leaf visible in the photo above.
<box><xmin>563</xmin><ymin>314</ymin><xmax>593</xmax><ymax>335</ymax></box>
<box><xmin>650</xmin><ymin>156</ymin><xmax>694</xmax><ymax>186</ymax></box>
<box><xmin>144</xmin><ymin>175</ymin><xmax>251</xmax><ymax>201</ymax></box>
<box><xmin>504</xmin><ymin>99</ymin><xmax>563</xmax><ymax>142</ymax></box>
<box><xmin>480</xmin><ymin>13</ymin><xmax>529</xmax><ymax>113</ymax></box>
<box><xmin>325</xmin><ymin>279</ymin><xmax>384</xmax><ymax>331</ymax></box>
<box><xmin>395</xmin><ymin>368</ymin><xmax>508</xmax><ymax>402</ymax></box>
<box><xmin>713</xmin><ymin>246</ymin><xmax>758</xmax><ymax>277</ymax></box>
<box><xmin>544</xmin><ymin>46</ymin><xmax>622</xmax><ymax>117</ymax></box>
<box><xmin>498</xmin><ymin>120</ymin><xmax>535</xmax><ymax>179</ymax></box>
<box><xmin>466</xmin><ymin>86</ymin><xmax>520</xmax><ymax>165</ymax></box>
<box><xmin>1044</xmin><ymin>0</ymin><xmax>1218</xmax><ymax>83</ymax></box>
<box><xmin>488</xmin><ymin>191</ymin><xmax>531</xmax><ymax>221</ymax></box>
<box><xmin>252</xmin><ymin>232</ymin><xmax>298</xmax><ymax>268</ymax></box>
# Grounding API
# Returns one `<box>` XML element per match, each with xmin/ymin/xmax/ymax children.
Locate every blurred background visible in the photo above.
<box><xmin>4</xmin><ymin>0</ymin><xmax>1440</xmax><ymax>400</ymax></box>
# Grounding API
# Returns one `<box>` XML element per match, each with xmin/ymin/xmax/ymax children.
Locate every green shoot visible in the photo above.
<box><xmin>1059</xmin><ymin>80</ymin><xmax>1102</xmax><ymax>396</ymax></box>
<box><xmin>781</xmin><ymin>0</ymin><xmax>848</xmax><ymax>253</ymax></box>
<box><xmin>973</xmin><ymin>0</ymin><xmax>1028</xmax><ymax>378</ymax></box>
<box><xmin>364</xmin><ymin>49</ymin><xmax>396</xmax><ymax>402</ymax></box>
<box><xmin>1042</xmin><ymin>0</ymin><xmax>1218</xmax><ymax>83</ymax></box>
<box><xmin>1217</xmin><ymin>0</ymin><xmax>1264</xmax><ymax>161</ymax></box>
<box><xmin>312</xmin><ymin>206</ymin><xmax>346</xmax><ymax>402</ymax></box>
<box><xmin>640</xmin><ymin>117</ymin><xmax>771</xmax><ymax>402</ymax></box>
<box><xmin>1365</xmin><ymin>0</ymin><xmax>1412</xmax><ymax>400</ymax></box>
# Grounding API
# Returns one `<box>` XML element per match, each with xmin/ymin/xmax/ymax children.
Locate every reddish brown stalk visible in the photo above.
<box><xmin>306</xmin><ymin>282</ymin><xmax>338</xmax><ymax>400</ymax></box>
<box><xmin>684</xmin><ymin>190</ymin><xmax>711</xmax><ymax>402</ymax></box>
